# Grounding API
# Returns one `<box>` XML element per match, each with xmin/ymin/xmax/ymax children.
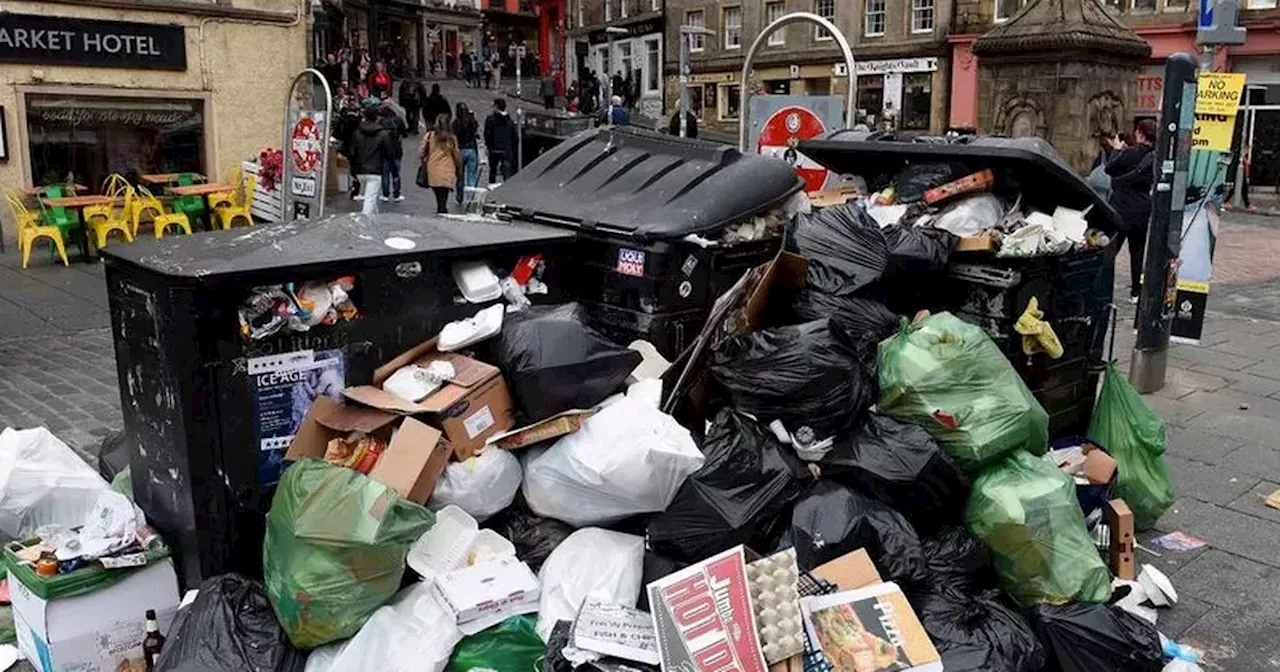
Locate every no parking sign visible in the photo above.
<box><xmin>750</xmin><ymin>95</ymin><xmax>844</xmax><ymax>192</ymax></box>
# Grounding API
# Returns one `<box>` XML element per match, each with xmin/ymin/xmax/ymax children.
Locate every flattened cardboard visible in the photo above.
<box><xmin>811</xmin><ymin>549</ymin><xmax>883</xmax><ymax>591</ymax></box>
<box><xmin>1084</xmin><ymin>450</ymin><xmax>1118</xmax><ymax>486</ymax></box>
<box><xmin>1107</xmin><ymin>499</ymin><xmax>1135</xmax><ymax>581</ymax></box>
<box><xmin>485</xmin><ymin>409</ymin><xmax>596</xmax><ymax>450</ymax></box>
<box><xmin>955</xmin><ymin>235</ymin><xmax>996</xmax><ymax>252</ymax></box>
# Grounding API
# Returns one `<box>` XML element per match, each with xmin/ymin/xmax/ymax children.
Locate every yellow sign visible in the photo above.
<box><xmin>1195</xmin><ymin>72</ymin><xmax>1246</xmax><ymax>115</ymax></box>
<box><xmin>1192</xmin><ymin>112</ymin><xmax>1235</xmax><ymax>152</ymax></box>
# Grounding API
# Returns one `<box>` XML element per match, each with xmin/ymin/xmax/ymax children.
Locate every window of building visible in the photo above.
<box><xmin>686</xmin><ymin>10</ymin><xmax>705</xmax><ymax>51</ymax></box>
<box><xmin>995</xmin><ymin>0</ymin><xmax>1028</xmax><ymax>21</ymax></box>
<box><xmin>814</xmin><ymin>0</ymin><xmax>835</xmax><ymax>40</ymax></box>
<box><xmin>1163</xmin><ymin>0</ymin><xmax>1189</xmax><ymax>8</ymax></box>
<box><xmin>856</xmin><ymin>76</ymin><xmax>884</xmax><ymax>127</ymax></box>
<box><xmin>644</xmin><ymin>37</ymin><xmax>661</xmax><ymax>94</ymax></box>
<box><xmin>1247</xmin><ymin>0</ymin><xmax>1278</xmax><ymax>8</ymax></box>
<box><xmin>1101</xmin><ymin>0</ymin><xmax>1122</xmax><ymax>9</ymax></box>
<box><xmin>719</xmin><ymin>83</ymin><xmax>741</xmax><ymax>120</ymax></box>
<box><xmin>618</xmin><ymin>41</ymin><xmax>634</xmax><ymax>81</ymax></box>
<box><xmin>766</xmin><ymin>1</ymin><xmax>787</xmax><ymax>45</ymax></box>
<box><xmin>26</xmin><ymin>93</ymin><xmax>205</xmax><ymax>191</ymax></box>
<box><xmin>723</xmin><ymin>6</ymin><xmax>742</xmax><ymax>48</ymax></box>
<box><xmin>1131</xmin><ymin>0</ymin><xmax>1156</xmax><ymax>11</ymax></box>
<box><xmin>605</xmin><ymin>0</ymin><xmax>612</xmax><ymax>21</ymax></box>
<box><xmin>865</xmin><ymin>0</ymin><xmax>886</xmax><ymax>36</ymax></box>
<box><xmin>806</xmin><ymin>77</ymin><xmax>831</xmax><ymax>95</ymax></box>
<box><xmin>702</xmin><ymin>83</ymin><xmax>717</xmax><ymax>118</ymax></box>
<box><xmin>652</xmin><ymin>0</ymin><xmax>661</xmax><ymax>11</ymax></box>
<box><xmin>911</xmin><ymin>0</ymin><xmax>935</xmax><ymax>32</ymax></box>
<box><xmin>902</xmin><ymin>72</ymin><xmax>932</xmax><ymax>130</ymax></box>
<box><xmin>621</xmin><ymin>0</ymin><xmax>628</xmax><ymax>19</ymax></box>
<box><xmin>577</xmin><ymin>0</ymin><xmax>584</xmax><ymax>27</ymax></box>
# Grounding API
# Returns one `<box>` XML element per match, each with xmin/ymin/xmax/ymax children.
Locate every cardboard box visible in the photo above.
<box><xmin>807</xmin><ymin>188</ymin><xmax>858</xmax><ymax>208</ymax></box>
<box><xmin>287</xmin><ymin>395</ymin><xmax>451</xmax><ymax>503</ymax></box>
<box><xmin>800</xmin><ymin>582</ymin><xmax>941</xmax><ymax>672</ymax></box>
<box><xmin>955</xmin><ymin>235</ymin><xmax>996</xmax><ymax>252</ymax></box>
<box><xmin>1084</xmin><ymin>449</ymin><xmax>1118</xmax><ymax>486</ymax></box>
<box><xmin>811</xmin><ymin>549</ymin><xmax>883</xmax><ymax>591</ymax></box>
<box><xmin>485</xmin><ymin>409</ymin><xmax>595</xmax><ymax>451</ymax></box>
<box><xmin>1106</xmin><ymin>499</ymin><xmax>1136</xmax><ymax>581</ymax></box>
<box><xmin>431</xmin><ymin>556</ymin><xmax>540</xmax><ymax>625</ymax></box>
<box><xmin>11</xmin><ymin>557</ymin><xmax>180</xmax><ymax>672</ymax></box>
<box><xmin>345</xmin><ymin>339</ymin><xmax>515</xmax><ymax>459</ymax></box>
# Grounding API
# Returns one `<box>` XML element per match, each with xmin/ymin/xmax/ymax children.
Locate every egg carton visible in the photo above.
<box><xmin>746</xmin><ymin>548</ymin><xmax>805</xmax><ymax>664</ymax></box>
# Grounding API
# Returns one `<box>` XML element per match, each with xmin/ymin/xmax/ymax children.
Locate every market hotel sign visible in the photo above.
<box><xmin>0</xmin><ymin>13</ymin><xmax>186</xmax><ymax>71</ymax></box>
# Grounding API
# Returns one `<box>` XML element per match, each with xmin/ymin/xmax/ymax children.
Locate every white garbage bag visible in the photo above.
<box><xmin>428</xmin><ymin>448</ymin><xmax>522</xmax><ymax>522</ymax></box>
<box><xmin>535</xmin><ymin>528</ymin><xmax>645</xmax><ymax>641</ymax></box>
<box><xmin>521</xmin><ymin>395</ymin><xmax>704</xmax><ymax>527</ymax></box>
<box><xmin>304</xmin><ymin>582</ymin><xmax>462</xmax><ymax>672</ymax></box>
<box><xmin>0</xmin><ymin>427</ymin><xmax>110</xmax><ymax>538</ymax></box>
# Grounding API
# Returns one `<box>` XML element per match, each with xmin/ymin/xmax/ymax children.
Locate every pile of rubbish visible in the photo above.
<box><xmin>0</xmin><ymin>158</ymin><xmax>1195</xmax><ymax>672</ymax></box>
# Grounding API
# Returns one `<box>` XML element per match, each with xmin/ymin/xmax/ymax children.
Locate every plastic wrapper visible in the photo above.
<box><xmin>304</xmin><ymin>582</ymin><xmax>462</xmax><ymax>672</ymax></box>
<box><xmin>484</xmin><ymin>505</ymin><xmax>575</xmax><ymax>573</ymax></box>
<box><xmin>1087</xmin><ymin>363</ymin><xmax>1175</xmax><ymax>530</ymax></box>
<box><xmin>913</xmin><ymin>586</ymin><xmax>1046</xmax><ymax>672</ymax></box>
<box><xmin>882</xmin><ymin>224</ymin><xmax>958</xmax><ymax>275</ymax></box>
<box><xmin>792</xmin><ymin>203</ymin><xmax>888</xmax><ymax>296</ymax></box>
<box><xmin>491</xmin><ymin>303</ymin><xmax>643</xmax><ymax>423</ymax></box>
<box><xmin>238</xmin><ymin>277</ymin><xmax>358</xmax><ymax>341</ymax></box>
<box><xmin>450</xmin><ymin>615</ymin><xmax>544</xmax><ymax>672</ymax></box>
<box><xmin>931</xmin><ymin>194</ymin><xmax>1006</xmax><ymax>237</ymax></box>
<box><xmin>155</xmin><ymin>574</ymin><xmax>307</xmax><ymax>672</ymax></box>
<box><xmin>878</xmin><ymin>312</ymin><xmax>1049</xmax><ymax>472</ymax></box>
<box><xmin>790</xmin><ymin>480</ymin><xmax>927</xmax><ymax>587</ymax></box>
<box><xmin>536</xmin><ymin>528</ymin><xmax>645</xmax><ymax>641</ymax></box>
<box><xmin>522</xmin><ymin>394</ymin><xmax>704</xmax><ymax>527</ymax></box>
<box><xmin>920</xmin><ymin>526</ymin><xmax>995</xmax><ymax>595</ymax></box>
<box><xmin>791</xmin><ymin>291</ymin><xmax>901</xmax><ymax>344</ymax></box>
<box><xmin>711</xmin><ymin>318</ymin><xmax>874</xmax><ymax>439</ymax></box>
<box><xmin>964</xmin><ymin>451</ymin><xmax>1112</xmax><ymax>606</ymax></box>
<box><xmin>428</xmin><ymin>448</ymin><xmax>522</xmax><ymax>522</ymax></box>
<box><xmin>1030</xmin><ymin>603</ymin><xmax>1165</xmax><ymax>672</ymax></box>
<box><xmin>263</xmin><ymin>459</ymin><xmax>434</xmax><ymax>648</ymax></box>
<box><xmin>818</xmin><ymin>414</ymin><xmax>970</xmax><ymax>530</ymax></box>
<box><xmin>648</xmin><ymin>410</ymin><xmax>805</xmax><ymax>562</ymax></box>
<box><xmin>0</xmin><ymin>427</ymin><xmax>110</xmax><ymax>539</ymax></box>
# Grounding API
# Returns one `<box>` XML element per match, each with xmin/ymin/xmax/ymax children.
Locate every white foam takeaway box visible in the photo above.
<box><xmin>10</xmin><ymin>557</ymin><xmax>181</xmax><ymax>672</ymax></box>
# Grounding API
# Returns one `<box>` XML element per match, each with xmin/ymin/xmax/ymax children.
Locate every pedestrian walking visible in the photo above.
<box><xmin>1106</xmin><ymin>119</ymin><xmax>1157</xmax><ymax>303</ymax></box>
<box><xmin>349</xmin><ymin>103</ymin><xmax>392</xmax><ymax>214</ymax></box>
<box><xmin>462</xmin><ymin>52</ymin><xmax>474</xmax><ymax>87</ymax></box>
<box><xmin>453</xmin><ymin>102</ymin><xmax>480</xmax><ymax>205</ymax></box>
<box><xmin>379</xmin><ymin>104</ymin><xmax>407</xmax><ymax>201</ymax></box>
<box><xmin>421</xmin><ymin>83</ymin><xmax>451</xmax><ymax>129</ymax></box>
<box><xmin>484</xmin><ymin>56</ymin><xmax>494</xmax><ymax>90</ymax></box>
<box><xmin>599</xmin><ymin>95</ymin><xmax>630</xmax><ymax>127</ymax></box>
<box><xmin>541</xmin><ymin>76</ymin><xmax>557</xmax><ymax>110</ymax></box>
<box><xmin>399</xmin><ymin>77</ymin><xmax>420</xmax><ymax>135</ymax></box>
<box><xmin>491</xmin><ymin>52</ymin><xmax>502</xmax><ymax>90</ymax></box>
<box><xmin>369</xmin><ymin>61</ymin><xmax>393</xmax><ymax>97</ymax></box>
<box><xmin>483</xmin><ymin>97</ymin><xmax>519</xmax><ymax>184</ymax></box>
<box><xmin>421</xmin><ymin>114</ymin><xmax>462</xmax><ymax>214</ymax></box>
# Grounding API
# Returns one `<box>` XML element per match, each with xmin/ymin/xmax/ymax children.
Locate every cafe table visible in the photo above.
<box><xmin>170</xmin><ymin>183</ymin><xmax>233</xmax><ymax>230</ymax></box>
<box><xmin>39</xmin><ymin>194</ymin><xmax>119</xmax><ymax>260</ymax></box>
<box><xmin>141</xmin><ymin>173</ymin><xmax>205</xmax><ymax>185</ymax></box>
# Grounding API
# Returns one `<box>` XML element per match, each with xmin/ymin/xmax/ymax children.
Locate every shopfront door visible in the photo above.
<box><xmin>1249</xmin><ymin>108</ymin><xmax>1280</xmax><ymax>193</ymax></box>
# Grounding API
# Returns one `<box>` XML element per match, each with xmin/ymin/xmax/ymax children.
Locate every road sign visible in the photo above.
<box><xmin>752</xmin><ymin>97</ymin><xmax>842</xmax><ymax>192</ymax></box>
<box><xmin>290</xmin><ymin>116</ymin><xmax>323</xmax><ymax>175</ymax></box>
<box><xmin>1197</xmin><ymin>0</ymin><xmax>1246</xmax><ymax>45</ymax></box>
<box><xmin>281</xmin><ymin>69</ymin><xmax>332</xmax><ymax>223</ymax></box>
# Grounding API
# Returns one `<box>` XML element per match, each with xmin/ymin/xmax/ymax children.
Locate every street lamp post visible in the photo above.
<box><xmin>514</xmin><ymin>43</ymin><xmax>526</xmax><ymax>171</ymax></box>
<box><xmin>678</xmin><ymin>24</ymin><xmax>715</xmax><ymax>138</ymax></box>
<box><xmin>604</xmin><ymin>26</ymin><xmax>627</xmax><ymax>126</ymax></box>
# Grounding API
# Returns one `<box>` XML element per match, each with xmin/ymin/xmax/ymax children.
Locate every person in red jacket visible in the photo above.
<box><xmin>369</xmin><ymin>61</ymin><xmax>393</xmax><ymax>98</ymax></box>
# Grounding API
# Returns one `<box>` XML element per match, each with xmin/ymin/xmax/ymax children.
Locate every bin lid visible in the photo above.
<box><xmin>102</xmin><ymin>213</ymin><xmax>575</xmax><ymax>282</ymax></box>
<box><xmin>798</xmin><ymin>131</ymin><xmax>1125</xmax><ymax>233</ymax></box>
<box><xmin>489</xmin><ymin>127</ymin><xmax>804</xmax><ymax>240</ymax></box>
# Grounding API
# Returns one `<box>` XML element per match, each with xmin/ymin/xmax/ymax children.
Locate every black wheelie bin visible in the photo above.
<box><xmin>102</xmin><ymin>213</ymin><xmax>575</xmax><ymax>588</ymax></box>
<box><xmin>487</xmin><ymin>126</ymin><xmax>804</xmax><ymax>359</ymax></box>
<box><xmin>799</xmin><ymin>131</ymin><xmax>1122</xmax><ymax>437</ymax></box>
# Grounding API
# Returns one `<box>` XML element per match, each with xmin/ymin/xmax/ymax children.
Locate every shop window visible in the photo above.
<box><xmin>724</xmin><ymin>6</ymin><xmax>742</xmax><ymax>49</ymax></box>
<box><xmin>618</xmin><ymin>41</ymin><xmax>634</xmax><ymax>81</ymax></box>
<box><xmin>864</xmin><ymin>0</ymin><xmax>885</xmax><ymax>37</ymax></box>
<box><xmin>764</xmin><ymin>80</ymin><xmax>791</xmax><ymax>95</ymax></box>
<box><xmin>702</xmin><ymin>84</ymin><xmax>718</xmax><ymax>118</ymax></box>
<box><xmin>1247</xmin><ymin>0</ymin><xmax>1278</xmax><ymax>8</ymax></box>
<box><xmin>1163</xmin><ymin>0</ymin><xmax>1189</xmax><ymax>8</ymax></box>
<box><xmin>766</xmin><ymin>1</ymin><xmax>787</xmax><ymax>45</ymax></box>
<box><xmin>814</xmin><ymin>0</ymin><xmax>835</xmax><ymax>40</ymax></box>
<box><xmin>995</xmin><ymin>0</ymin><xmax>1029</xmax><ymax>21</ymax></box>
<box><xmin>911</xmin><ymin>0</ymin><xmax>935</xmax><ymax>32</ymax></box>
<box><xmin>807</xmin><ymin>77</ymin><xmax>831</xmax><ymax>96</ymax></box>
<box><xmin>644</xmin><ymin>38</ymin><xmax>661</xmax><ymax>94</ymax></box>
<box><xmin>856</xmin><ymin>76</ymin><xmax>884</xmax><ymax>127</ymax></box>
<box><xmin>902</xmin><ymin>72</ymin><xmax>932</xmax><ymax>130</ymax></box>
<box><xmin>690</xmin><ymin>85</ymin><xmax>704</xmax><ymax>118</ymax></box>
<box><xmin>1131</xmin><ymin>0</ymin><xmax>1156</xmax><ymax>11</ymax></box>
<box><xmin>719</xmin><ymin>83</ymin><xmax>741</xmax><ymax>121</ymax></box>
<box><xmin>686</xmin><ymin>11</ymin><xmax>706</xmax><ymax>51</ymax></box>
<box><xmin>26</xmin><ymin>94</ymin><xmax>204</xmax><ymax>191</ymax></box>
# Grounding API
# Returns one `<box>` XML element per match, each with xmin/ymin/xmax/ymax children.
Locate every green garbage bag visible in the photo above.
<box><xmin>0</xmin><ymin>569</ymin><xmax>13</xmax><ymax>646</ymax></box>
<box><xmin>965</xmin><ymin>451</ymin><xmax>1112</xmax><ymax>606</ymax></box>
<box><xmin>1087</xmin><ymin>363</ymin><xmax>1175</xmax><ymax>530</ymax></box>
<box><xmin>449</xmin><ymin>615</ymin><xmax>543</xmax><ymax>672</ymax></box>
<box><xmin>264</xmin><ymin>459</ymin><xmax>434</xmax><ymax>649</ymax></box>
<box><xmin>878</xmin><ymin>312</ymin><xmax>1049</xmax><ymax>472</ymax></box>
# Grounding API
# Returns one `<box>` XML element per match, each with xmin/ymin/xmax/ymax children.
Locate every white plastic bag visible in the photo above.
<box><xmin>0</xmin><ymin>427</ymin><xmax>110</xmax><ymax>538</ymax></box>
<box><xmin>304</xmin><ymin>582</ymin><xmax>462</xmax><ymax>672</ymax></box>
<box><xmin>428</xmin><ymin>448</ymin><xmax>522</xmax><ymax>522</ymax></box>
<box><xmin>932</xmin><ymin>194</ymin><xmax>1005</xmax><ymax>237</ymax></box>
<box><xmin>535</xmin><ymin>528</ymin><xmax>645</xmax><ymax>641</ymax></box>
<box><xmin>521</xmin><ymin>396</ymin><xmax>704</xmax><ymax>527</ymax></box>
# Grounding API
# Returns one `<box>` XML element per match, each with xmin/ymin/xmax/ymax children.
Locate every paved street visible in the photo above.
<box><xmin>3</xmin><ymin>83</ymin><xmax>1280</xmax><ymax>667</ymax></box>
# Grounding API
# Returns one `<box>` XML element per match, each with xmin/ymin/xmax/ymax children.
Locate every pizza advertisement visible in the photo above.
<box><xmin>798</xmin><ymin>582</ymin><xmax>941</xmax><ymax>672</ymax></box>
<box><xmin>647</xmin><ymin>546</ymin><xmax>768</xmax><ymax>672</ymax></box>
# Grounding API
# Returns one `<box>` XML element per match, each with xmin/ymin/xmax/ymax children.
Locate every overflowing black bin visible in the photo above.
<box><xmin>489</xmin><ymin>127</ymin><xmax>803</xmax><ymax>359</ymax></box>
<box><xmin>102</xmin><ymin>213</ymin><xmax>575</xmax><ymax>588</ymax></box>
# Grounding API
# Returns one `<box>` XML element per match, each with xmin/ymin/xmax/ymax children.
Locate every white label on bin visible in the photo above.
<box><xmin>682</xmin><ymin>255</ymin><xmax>698</xmax><ymax>276</ymax></box>
<box><xmin>290</xmin><ymin>176</ymin><xmax>317</xmax><ymax>198</ymax></box>
<box><xmin>679</xmin><ymin>280</ymin><xmax>693</xmax><ymax>298</ymax></box>
<box><xmin>464</xmin><ymin>405</ymin><xmax>495</xmax><ymax>439</ymax></box>
<box><xmin>616</xmin><ymin>248</ymin><xmax>646</xmax><ymax>277</ymax></box>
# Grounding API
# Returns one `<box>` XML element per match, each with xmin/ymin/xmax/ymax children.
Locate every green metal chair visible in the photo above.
<box><xmin>39</xmin><ymin>185</ymin><xmax>85</xmax><ymax>253</ymax></box>
<box><xmin>172</xmin><ymin>172</ymin><xmax>207</xmax><ymax>227</ymax></box>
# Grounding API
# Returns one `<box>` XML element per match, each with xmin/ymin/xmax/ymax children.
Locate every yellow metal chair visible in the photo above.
<box><xmin>214</xmin><ymin>174</ymin><xmax>257</xmax><ymax>230</ymax></box>
<box><xmin>129</xmin><ymin>184</ymin><xmax>165</xmax><ymax>236</ymax></box>
<box><xmin>136</xmin><ymin>185</ymin><xmax>192</xmax><ymax>239</ymax></box>
<box><xmin>6</xmin><ymin>190</ymin><xmax>68</xmax><ymax>268</ymax></box>
<box><xmin>88</xmin><ymin>186</ymin><xmax>136</xmax><ymax>249</ymax></box>
<box><xmin>84</xmin><ymin>174</ymin><xmax>130</xmax><ymax>223</ymax></box>
<box><xmin>207</xmin><ymin>165</ymin><xmax>242</xmax><ymax>211</ymax></box>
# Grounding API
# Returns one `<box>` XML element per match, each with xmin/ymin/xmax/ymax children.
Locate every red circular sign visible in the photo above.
<box><xmin>756</xmin><ymin>105</ymin><xmax>829</xmax><ymax>192</ymax></box>
<box><xmin>291</xmin><ymin>116</ymin><xmax>323</xmax><ymax>175</ymax></box>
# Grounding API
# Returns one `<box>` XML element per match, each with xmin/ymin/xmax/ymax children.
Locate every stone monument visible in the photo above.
<box><xmin>972</xmin><ymin>0</ymin><xmax>1151</xmax><ymax>173</ymax></box>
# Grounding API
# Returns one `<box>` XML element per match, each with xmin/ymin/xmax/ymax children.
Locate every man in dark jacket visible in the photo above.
<box><xmin>1106</xmin><ymin>119</ymin><xmax>1157</xmax><ymax>303</ymax></box>
<box><xmin>422</xmin><ymin>84</ymin><xmax>451</xmax><ymax>129</ymax></box>
<box><xmin>349</xmin><ymin>106</ymin><xmax>392</xmax><ymax>214</ymax></box>
<box><xmin>379</xmin><ymin>104</ymin><xmax>408</xmax><ymax>201</ymax></box>
<box><xmin>669</xmin><ymin>109</ymin><xmax>698</xmax><ymax>139</ymax></box>
<box><xmin>399</xmin><ymin>78</ymin><xmax>420</xmax><ymax>135</ymax></box>
<box><xmin>483</xmin><ymin>97</ymin><xmax>519</xmax><ymax>184</ymax></box>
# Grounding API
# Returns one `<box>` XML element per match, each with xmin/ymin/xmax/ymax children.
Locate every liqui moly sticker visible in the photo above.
<box><xmin>616</xmin><ymin>248</ymin><xmax>647</xmax><ymax>277</ymax></box>
<box><xmin>648</xmin><ymin>546</ymin><xmax>767</xmax><ymax>672</ymax></box>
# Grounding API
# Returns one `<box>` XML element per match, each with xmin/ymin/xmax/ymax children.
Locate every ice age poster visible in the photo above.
<box><xmin>249</xmin><ymin>349</ymin><xmax>345</xmax><ymax>485</ymax></box>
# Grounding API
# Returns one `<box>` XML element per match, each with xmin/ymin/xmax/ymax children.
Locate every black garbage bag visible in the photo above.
<box><xmin>882</xmin><ymin>224</ymin><xmax>959</xmax><ymax>276</ymax></box>
<box><xmin>792</xmin><ymin>203</ymin><xmax>888</xmax><ymax>296</ymax></box>
<box><xmin>895</xmin><ymin>163</ymin><xmax>967</xmax><ymax>203</ymax></box>
<box><xmin>491</xmin><ymin>303</ymin><xmax>642</xmax><ymax>423</ymax></box>
<box><xmin>638</xmin><ymin>552</ymin><xmax>689</xmax><ymax>612</ymax></box>
<box><xmin>154</xmin><ymin>574</ymin><xmax>307</xmax><ymax>672</ymax></box>
<box><xmin>484</xmin><ymin>505</ymin><xmax>576</xmax><ymax>573</ymax></box>
<box><xmin>921</xmin><ymin>526</ymin><xmax>996</xmax><ymax>595</ymax></box>
<box><xmin>818</xmin><ymin>414</ymin><xmax>970</xmax><ymax>530</ymax></box>
<box><xmin>648</xmin><ymin>410</ymin><xmax>806</xmax><ymax>563</ymax></box>
<box><xmin>790</xmin><ymin>480</ymin><xmax>927</xmax><ymax>587</ymax></box>
<box><xmin>1031</xmin><ymin>603</ymin><xmax>1165</xmax><ymax>672</ymax></box>
<box><xmin>914</xmin><ymin>586</ymin><xmax>1046</xmax><ymax>672</ymax></box>
<box><xmin>96</xmin><ymin>430</ymin><xmax>131</xmax><ymax>482</ymax></box>
<box><xmin>711</xmin><ymin>318</ymin><xmax>874</xmax><ymax>438</ymax></box>
<box><xmin>791</xmin><ymin>291</ymin><xmax>901</xmax><ymax>344</ymax></box>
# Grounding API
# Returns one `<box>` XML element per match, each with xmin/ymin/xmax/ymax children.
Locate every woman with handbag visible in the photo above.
<box><xmin>419</xmin><ymin>114</ymin><xmax>462</xmax><ymax>214</ymax></box>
